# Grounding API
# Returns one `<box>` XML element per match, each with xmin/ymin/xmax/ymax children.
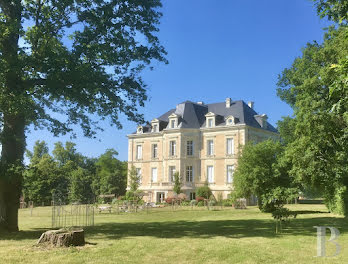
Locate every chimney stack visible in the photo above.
<box><xmin>248</xmin><ymin>101</ymin><xmax>254</xmax><ymax>109</ymax></box>
<box><xmin>197</xmin><ymin>101</ymin><xmax>204</xmax><ymax>105</ymax></box>
<box><xmin>225</xmin><ymin>98</ymin><xmax>231</xmax><ymax>108</ymax></box>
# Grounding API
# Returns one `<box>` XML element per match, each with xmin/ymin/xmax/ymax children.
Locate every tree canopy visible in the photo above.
<box><xmin>0</xmin><ymin>0</ymin><xmax>166</xmax><ymax>231</ymax></box>
<box><xmin>277</xmin><ymin>2</ymin><xmax>348</xmax><ymax>214</ymax></box>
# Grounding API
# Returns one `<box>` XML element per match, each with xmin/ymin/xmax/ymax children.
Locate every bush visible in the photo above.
<box><xmin>222</xmin><ymin>199</ymin><xmax>233</xmax><ymax>207</ymax></box>
<box><xmin>196</xmin><ymin>196</ymin><xmax>205</xmax><ymax>202</ymax></box>
<box><xmin>190</xmin><ymin>200</ymin><xmax>197</xmax><ymax>206</ymax></box>
<box><xmin>197</xmin><ymin>201</ymin><xmax>204</xmax><ymax>206</ymax></box>
<box><xmin>208</xmin><ymin>200</ymin><xmax>216</xmax><ymax>206</ymax></box>
<box><xmin>165</xmin><ymin>197</ymin><xmax>175</xmax><ymax>204</ymax></box>
<box><xmin>181</xmin><ymin>201</ymin><xmax>190</xmax><ymax>206</ymax></box>
<box><xmin>196</xmin><ymin>186</ymin><xmax>212</xmax><ymax>199</ymax></box>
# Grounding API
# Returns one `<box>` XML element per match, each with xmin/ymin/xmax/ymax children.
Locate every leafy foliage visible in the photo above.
<box><xmin>196</xmin><ymin>184</ymin><xmax>212</xmax><ymax>199</ymax></box>
<box><xmin>312</xmin><ymin>0</ymin><xmax>348</xmax><ymax>23</ymax></box>
<box><xmin>233</xmin><ymin>140</ymin><xmax>297</xmax><ymax>212</ymax></box>
<box><xmin>277</xmin><ymin>26</ymin><xmax>348</xmax><ymax>214</ymax></box>
<box><xmin>173</xmin><ymin>172</ymin><xmax>182</xmax><ymax>194</ymax></box>
<box><xmin>23</xmin><ymin>141</ymin><xmax>127</xmax><ymax>205</ymax></box>
<box><xmin>0</xmin><ymin>0</ymin><xmax>166</xmax><ymax>231</ymax></box>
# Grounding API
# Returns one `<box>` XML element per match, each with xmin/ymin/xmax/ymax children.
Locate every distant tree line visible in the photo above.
<box><xmin>23</xmin><ymin>141</ymin><xmax>127</xmax><ymax>205</ymax></box>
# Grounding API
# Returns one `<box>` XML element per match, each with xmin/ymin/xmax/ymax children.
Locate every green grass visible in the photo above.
<box><xmin>0</xmin><ymin>204</ymin><xmax>347</xmax><ymax>263</ymax></box>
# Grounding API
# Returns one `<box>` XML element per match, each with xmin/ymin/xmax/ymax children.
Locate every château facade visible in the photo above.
<box><xmin>127</xmin><ymin>98</ymin><xmax>279</xmax><ymax>203</ymax></box>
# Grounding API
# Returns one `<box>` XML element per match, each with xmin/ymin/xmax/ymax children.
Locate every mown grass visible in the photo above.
<box><xmin>0</xmin><ymin>204</ymin><xmax>347</xmax><ymax>263</ymax></box>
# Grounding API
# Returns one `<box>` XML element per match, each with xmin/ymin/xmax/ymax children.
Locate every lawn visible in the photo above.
<box><xmin>0</xmin><ymin>204</ymin><xmax>347</xmax><ymax>264</ymax></box>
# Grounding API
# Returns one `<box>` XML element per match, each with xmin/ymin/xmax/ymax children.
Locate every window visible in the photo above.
<box><xmin>227</xmin><ymin>165</ymin><xmax>234</xmax><ymax>183</ymax></box>
<box><xmin>186</xmin><ymin>166</ymin><xmax>193</xmax><ymax>182</ymax></box>
<box><xmin>186</xmin><ymin>140</ymin><xmax>193</xmax><ymax>156</ymax></box>
<box><xmin>152</xmin><ymin>124</ymin><xmax>158</xmax><ymax>132</ymax></box>
<box><xmin>136</xmin><ymin>145</ymin><xmax>142</xmax><ymax>159</ymax></box>
<box><xmin>151</xmin><ymin>168</ymin><xmax>158</xmax><ymax>182</ymax></box>
<box><xmin>190</xmin><ymin>192</ymin><xmax>196</xmax><ymax>200</ymax></box>
<box><xmin>226</xmin><ymin>138</ymin><xmax>234</xmax><ymax>155</ymax></box>
<box><xmin>169</xmin><ymin>166</ymin><xmax>176</xmax><ymax>182</ymax></box>
<box><xmin>208</xmin><ymin>118</ymin><xmax>213</xmax><ymax>127</ymax></box>
<box><xmin>152</xmin><ymin>144</ymin><xmax>158</xmax><ymax>158</ymax></box>
<box><xmin>136</xmin><ymin>168</ymin><xmax>142</xmax><ymax>184</ymax></box>
<box><xmin>207</xmin><ymin>140</ymin><xmax>214</xmax><ymax>156</ymax></box>
<box><xmin>207</xmin><ymin>166</ymin><xmax>214</xmax><ymax>183</ymax></box>
<box><xmin>170</xmin><ymin>119</ymin><xmax>175</xmax><ymax>128</ymax></box>
<box><xmin>169</xmin><ymin>140</ymin><xmax>176</xmax><ymax>156</ymax></box>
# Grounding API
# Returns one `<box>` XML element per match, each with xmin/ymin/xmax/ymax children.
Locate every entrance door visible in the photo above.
<box><xmin>157</xmin><ymin>192</ymin><xmax>165</xmax><ymax>203</ymax></box>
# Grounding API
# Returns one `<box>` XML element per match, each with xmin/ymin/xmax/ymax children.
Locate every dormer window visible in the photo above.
<box><xmin>151</xmin><ymin>118</ymin><xmax>159</xmax><ymax>133</ymax></box>
<box><xmin>205</xmin><ymin>112</ymin><xmax>216</xmax><ymax>128</ymax></box>
<box><xmin>168</xmin><ymin>113</ymin><xmax>178</xmax><ymax>129</ymax></box>
<box><xmin>225</xmin><ymin>115</ymin><xmax>236</xmax><ymax>126</ymax></box>
<box><xmin>137</xmin><ymin>126</ymin><xmax>143</xmax><ymax>134</ymax></box>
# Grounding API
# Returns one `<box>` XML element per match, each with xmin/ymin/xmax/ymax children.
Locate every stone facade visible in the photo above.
<box><xmin>127</xmin><ymin>99</ymin><xmax>279</xmax><ymax>203</ymax></box>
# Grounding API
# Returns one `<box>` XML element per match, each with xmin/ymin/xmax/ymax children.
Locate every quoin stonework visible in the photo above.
<box><xmin>127</xmin><ymin>98</ymin><xmax>279</xmax><ymax>203</ymax></box>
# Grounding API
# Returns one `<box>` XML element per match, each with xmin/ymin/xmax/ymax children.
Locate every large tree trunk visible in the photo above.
<box><xmin>0</xmin><ymin>1</ymin><xmax>25</xmax><ymax>232</ymax></box>
<box><xmin>0</xmin><ymin>114</ymin><xmax>26</xmax><ymax>232</ymax></box>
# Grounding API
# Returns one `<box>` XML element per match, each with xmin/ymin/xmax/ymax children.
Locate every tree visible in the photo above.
<box><xmin>128</xmin><ymin>165</ymin><xmax>140</xmax><ymax>193</ymax></box>
<box><xmin>196</xmin><ymin>182</ymin><xmax>212</xmax><ymax>199</ymax></box>
<box><xmin>23</xmin><ymin>140</ymin><xmax>69</xmax><ymax>205</ymax></box>
<box><xmin>95</xmin><ymin>149</ymin><xmax>127</xmax><ymax>197</ymax></box>
<box><xmin>0</xmin><ymin>0</ymin><xmax>166</xmax><ymax>231</ymax></box>
<box><xmin>233</xmin><ymin>140</ymin><xmax>295</xmax><ymax>212</ymax></box>
<box><xmin>173</xmin><ymin>172</ymin><xmax>182</xmax><ymax>195</ymax></box>
<box><xmin>277</xmin><ymin>25</ymin><xmax>348</xmax><ymax>214</ymax></box>
<box><xmin>69</xmin><ymin>167</ymin><xmax>94</xmax><ymax>203</ymax></box>
<box><xmin>312</xmin><ymin>0</ymin><xmax>348</xmax><ymax>23</ymax></box>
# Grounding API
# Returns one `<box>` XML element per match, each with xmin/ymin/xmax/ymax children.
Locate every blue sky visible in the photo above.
<box><xmin>25</xmin><ymin>0</ymin><xmax>332</xmax><ymax>162</ymax></box>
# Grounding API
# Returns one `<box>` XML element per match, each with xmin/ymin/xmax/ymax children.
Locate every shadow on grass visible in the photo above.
<box><xmin>1</xmin><ymin>214</ymin><xmax>347</xmax><ymax>241</ymax></box>
<box><xmin>83</xmin><ymin>216</ymin><xmax>348</xmax><ymax>240</ymax></box>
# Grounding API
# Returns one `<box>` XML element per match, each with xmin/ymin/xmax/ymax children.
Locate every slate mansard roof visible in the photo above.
<box><xmin>134</xmin><ymin>100</ymin><xmax>278</xmax><ymax>134</ymax></box>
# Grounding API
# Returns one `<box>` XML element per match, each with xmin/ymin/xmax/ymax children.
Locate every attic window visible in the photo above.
<box><xmin>151</xmin><ymin>118</ymin><xmax>160</xmax><ymax>133</ymax></box>
<box><xmin>205</xmin><ymin>112</ymin><xmax>216</xmax><ymax>128</ymax></box>
<box><xmin>137</xmin><ymin>126</ymin><xmax>143</xmax><ymax>134</ymax></box>
<box><xmin>225</xmin><ymin>115</ymin><xmax>236</xmax><ymax>126</ymax></box>
<box><xmin>170</xmin><ymin>120</ymin><xmax>175</xmax><ymax>128</ymax></box>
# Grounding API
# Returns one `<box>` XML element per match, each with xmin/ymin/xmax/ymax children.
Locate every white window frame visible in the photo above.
<box><xmin>186</xmin><ymin>140</ymin><xmax>193</xmax><ymax>156</ymax></box>
<box><xmin>151</xmin><ymin>167</ymin><xmax>158</xmax><ymax>183</ymax></box>
<box><xmin>152</xmin><ymin>143</ymin><xmax>158</xmax><ymax>159</ymax></box>
<box><xmin>226</xmin><ymin>138</ymin><xmax>234</xmax><ymax>155</ymax></box>
<box><xmin>208</xmin><ymin>118</ymin><xmax>213</xmax><ymax>128</ymax></box>
<box><xmin>186</xmin><ymin>166</ymin><xmax>193</xmax><ymax>182</ymax></box>
<box><xmin>170</xmin><ymin>119</ymin><xmax>175</xmax><ymax>128</ymax></box>
<box><xmin>227</xmin><ymin>165</ymin><xmax>234</xmax><ymax>183</ymax></box>
<box><xmin>136</xmin><ymin>145</ymin><xmax>142</xmax><ymax>160</ymax></box>
<box><xmin>207</xmin><ymin>166</ymin><xmax>214</xmax><ymax>183</ymax></box>
<box><xmin>207</xmin><ymin>140</ymin><xmax>214</xmax><ymax>156</ymax></box>
<box><xmin>169</xmin><ymin>140</ymin><xmax>176</xmax><ymax>156</ymax></box>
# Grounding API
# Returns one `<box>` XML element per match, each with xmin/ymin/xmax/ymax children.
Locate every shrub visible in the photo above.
<box><xmin>190</xmin><ymin>200</ymin><xmax>197</xmax><ymax>206</ymax></box>
<box><xmin>165</xmin><ymin>197</ymin><xmax>175</xmax><ymax>204</ymax></box>
<box><xmin>196</xmin><ymin>196</ymin><xmax>205</xmax><ymax>202</ymax></box>
<box><xmin>197</xmin><ymin>201</ymin><xmax>204</xmax><ymax>206</ymax></box>
<box><xmin>196</xmin><ymin>185</ymin><xmax>212</xmax><ymax>199</ymax></box>
<box><xmin>181</xmin><ymin>201</ymin><xmax>190</xmax><ymax>206</ymax></box>
<box><xmin>222</xmin><ymin>199</ymin><xmax>233</xmax><ymax>207</ymax></box>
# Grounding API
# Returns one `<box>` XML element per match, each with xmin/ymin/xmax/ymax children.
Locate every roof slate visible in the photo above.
<box><xmin>138</xmin><ymin>100</ymin><xmax>278</xmax><ymax>134</ymax></box>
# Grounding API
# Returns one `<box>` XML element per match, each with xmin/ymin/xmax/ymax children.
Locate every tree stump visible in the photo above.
<box><xmin>37</xmin><ymin>229</ymin><xmax>85</xmax><ymax>247</ymax></box>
